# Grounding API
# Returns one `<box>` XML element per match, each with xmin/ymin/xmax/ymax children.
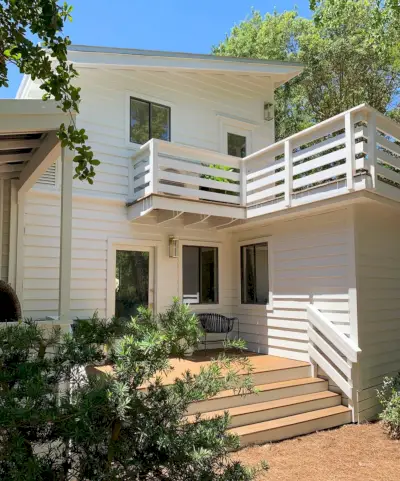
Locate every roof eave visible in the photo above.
<box><xmin>67</xmin><ymin>45</ymin><xmax>304</xmax><ymax>77</ymax></box>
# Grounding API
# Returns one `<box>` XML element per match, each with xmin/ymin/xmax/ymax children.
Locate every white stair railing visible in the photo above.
<box><xmin>307</xmin><ymin>304</ymin><xmax>361</xmax><ymax>404</ymax></box>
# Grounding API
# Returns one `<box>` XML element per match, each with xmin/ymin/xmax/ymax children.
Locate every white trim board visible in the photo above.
<box><xmin>178</xmin><ymin>238</ymin><xmax>222</xmax><ymax>308</ymax></box>
<box><xmin>236</xmin><ymin>235</ymin><xmax>275</xmax><ymax>311</ymax></box>
<box><xmin>106</xmin><ymin>238</ymin><xmax>161</xmax><ymax>317</ymax></box>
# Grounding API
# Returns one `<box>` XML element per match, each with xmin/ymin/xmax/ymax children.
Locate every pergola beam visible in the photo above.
<box><xmin>0</xmin><ymin>164</ymin><xmax>24</xmax><ymax>174</ymax></box>
<box><xmin>0</xmin><ymin>153</ymin><xmax>31</xmax><ymax>165</ymax></box>
<box><xmin>17</xmin><ymin>131</ymin><xmax>60</xmax><ymax>194</ymax></box>
<box><xmin>0</xmin><ymin>138</ymin><xmax>41</xmax><ymax>150</ymax></box>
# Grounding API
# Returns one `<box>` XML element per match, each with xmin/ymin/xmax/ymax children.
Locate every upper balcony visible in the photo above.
<box><xmin>127</xmin><ymin>104</ymin><xmax>400</xmax><ymax>227</ymax></box>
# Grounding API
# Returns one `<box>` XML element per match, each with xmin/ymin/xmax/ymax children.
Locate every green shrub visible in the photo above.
<box><xmin>377</xmin><ymin>373</ymin><xmax>400</xmax><ymax>439</ymax></box>
<box><xmin>0</xmin><ymin>299</ymin><xmax>259</xmax><ymax>480</ymax></box>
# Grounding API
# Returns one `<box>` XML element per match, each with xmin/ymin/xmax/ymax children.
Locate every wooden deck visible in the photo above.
<box><xmin>140</xmin><ymin>349</ymin><xmax>309</xmax><ymax>388</ymax></box>
<box><xmin>89</xmin><ymin>349</ymin><xmax>309</xmax><ymax>388</ymax></box>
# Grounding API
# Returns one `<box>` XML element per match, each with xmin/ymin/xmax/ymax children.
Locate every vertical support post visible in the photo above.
<box><xmin>366</xmin><ymin>110</ymin><xmax>377</xmax><ymax>189</ymax></box>
<box><xmin>15</xmin><ymin>191</ymin><xmax>25</xmax><ymax>303</ymax></box>
<box><xmin>284</xmin><ymin>139</ymin><xmax>293</xmax><ymax>207</ymax></box>
<box><xmin>0</xmin><ymin>179</ymin><xmax>3</xmax><ymax>281</ymax></box>
<box><xmin>345</xmin><ymin>112</ymin><xmax>356</xmax><ymax>191</ymax></box>
<box><xmin>58</xmin><ymin>146</ymin><xmax>73</xmax><ymax>322</ymax></box>
<box><xmin>8</xmin><ymin>180</ymin><xmax>18</xmax><ymax>289</ymax></box>
<box><xmin>149</xmin><ymin>139</ymin><xmax>159</xmax><ymax>195</ymax></box>
<box><xmin>240</xmin><ymin>160</ymin><xmax>247</xmax><ymax>206</ymax></box>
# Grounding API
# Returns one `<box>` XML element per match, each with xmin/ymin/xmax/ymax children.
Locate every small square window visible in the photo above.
<box><xmin>228</xmin><ymin>132</ymin><xmax>247</xmax><ymax>158</ymax></box>
<box><xmin>130</xmin><ymin>97</ymin><xmax>171</xmax><ymax>144</ymax></box>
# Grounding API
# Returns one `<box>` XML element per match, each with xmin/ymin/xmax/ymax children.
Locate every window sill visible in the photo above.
<box><xmin>237</xmin><ymin>303</ymin><xmax>273</xmax><ymax>312</ymax></box>
<box><xmin>188</xmin><ymin>304</ymin><xmax>221</xmax><ymax>309</ymax></box>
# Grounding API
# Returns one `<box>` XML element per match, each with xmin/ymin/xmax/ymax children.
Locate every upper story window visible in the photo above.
<box><xmin>228</xmin><ymin>132</ymin><xmax>247</xmax><ymax>158</ymax></box>
<box><xmin>130</xmin><ymin>97</ymin><xmax>171</xmax><ymax>144</ymax></box>
<box><xmin>241</xmin><ymin>242</ymin><xmax>269</xmax><ymax>305</ymax></box>
<box><xmin>183</xmin><ymin>246</ymin><xmax>219</xmax><ymax>304</ymax></box>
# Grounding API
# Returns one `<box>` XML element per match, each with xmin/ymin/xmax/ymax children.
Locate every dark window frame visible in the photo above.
<box><xmin>129</xmin><ymin>96</ymin><xmax>171</xmax><ymax>144</ymax></box>
<box><xmin>240</xmin><ymin>242</ymin><xmax>269</xmax><ymax>305</ymax></box>
<box><xmin>182</xmin><ymin>245</ymin><xmax>219</xmax><ymax>305</ymax></box>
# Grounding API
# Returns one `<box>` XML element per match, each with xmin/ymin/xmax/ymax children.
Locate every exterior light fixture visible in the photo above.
<box><xmin>264</xmin><ymin>102</ymin><xmax>274</xmax><ymax>122</ymax></box>
<box><xmin>169</xmin><ymin>236</ymin><xmax>179</xmax><ymax>258</ymax></box>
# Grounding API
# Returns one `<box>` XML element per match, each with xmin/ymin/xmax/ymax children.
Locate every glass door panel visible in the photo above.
<box><xmin>115</xmin><ymin>250</ymin><xmax>150</xmax><ymax>318</ymax></box>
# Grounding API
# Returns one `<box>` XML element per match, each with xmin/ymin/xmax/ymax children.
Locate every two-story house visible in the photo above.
<box><xmin>1</xmin><ymin>45</ymin><xmax>400</xmax><ymax>444</ymax></box>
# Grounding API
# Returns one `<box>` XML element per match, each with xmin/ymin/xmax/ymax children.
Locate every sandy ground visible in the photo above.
<box><xmin>232</xmin><ymin>422</ymin><xmax>400</xmax><ymax>481</ymax></box>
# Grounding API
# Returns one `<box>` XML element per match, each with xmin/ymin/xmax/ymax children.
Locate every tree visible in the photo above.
<box><xmin>213</xmin><ymin>1</ymin><xmax>400</xmax><ymax>140</ymax></box>
<box><xmin>0</xmin><ymin>1</ymin><xmax>99</xmax><ymax>183</ymax></box>
<box><xmin>0</xmin><ymin>301</ymin><xmax>264</xmax><ymax>480</ymax></box>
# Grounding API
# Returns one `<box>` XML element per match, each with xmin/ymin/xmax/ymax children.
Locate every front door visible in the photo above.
<box><xmin>114</xmin><ymin>247</ymin><xmax>154</xmax><ymax>318</ymax></box>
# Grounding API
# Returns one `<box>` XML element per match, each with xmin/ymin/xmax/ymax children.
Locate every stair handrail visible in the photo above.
<box><xmin>307</xmin><ymin>304</ymin><xmax>361</xmax><ymax>404</ymax></box>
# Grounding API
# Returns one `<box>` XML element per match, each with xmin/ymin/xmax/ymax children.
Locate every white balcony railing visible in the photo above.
<box><xmin>130</xmin><ymin>140</ymin><xmax>244</xmax><ymax>205</ymax></box>
<box><xmin>129</xmin><ymin>104</ymin><xmax>400</xmax><ymax>218</ymax></box>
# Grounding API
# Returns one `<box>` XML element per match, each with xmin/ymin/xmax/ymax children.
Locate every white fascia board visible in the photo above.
<box><xmin>15</xmin><ymin>74</ymin><xmax>31</xmax><ymax>99</ymax></box>
<box><xmin>67</xmin><ymin>48</ymin><xmax>303</xmax><ymax>77</ymax></box>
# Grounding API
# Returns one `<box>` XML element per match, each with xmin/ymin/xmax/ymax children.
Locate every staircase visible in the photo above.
<box><xmin>185</xmin><ymin>356</ymin><xmax>352</xmax><ymax>447</ymax></box>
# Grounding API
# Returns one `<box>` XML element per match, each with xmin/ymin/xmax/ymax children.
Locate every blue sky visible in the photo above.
<box><xmin>0</xmin><ymin>0</ymin><xmax>311</xmax><ymax>99</ymax></box>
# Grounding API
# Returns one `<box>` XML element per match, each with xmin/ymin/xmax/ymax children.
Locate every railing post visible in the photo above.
<box><xmin>366</xmin><ymin>110</ymin><xmax>377</xmax><ymax>189</ymax></box>
<box><xmin>345</xmin><ymin>112</ymin><xmax>356</xmax><ymax>191</ymax></box>
<box><xmin>240</xmin><ymin>160</ymin><xmax>247</xmax><ymax>206</ymax></box>
<box><xmin>149</xmin><ymin>139</ymin><xmax>159</xmax><ymax>195</ymax></box>
<box><xmin>284</xmin><ymin>140</ymin><xmax>293</xmax><ymax>207</ymax></box>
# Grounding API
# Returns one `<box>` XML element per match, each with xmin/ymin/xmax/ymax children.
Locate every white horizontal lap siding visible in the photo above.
<box><xmin>355</xmin><ymin>204</ymin><xmax>400</xmax><ymax>421</ymax></box>
<box><xmin>231</xmin><ymin>209</ymin><xmax>352</xmax><ymax>362</ymax></box>
<box><xmin>22</xmin><ymin>191</ymin><xmax>233</xmax><ymax>321</ymax></box>
<box><xmin>73</xmin><ymin>68</ymin><xmax>273</xmax><ymax>190</ymax></box>
<box><xmin>1</xmin><ymin>179</ymin><xmax>11</xmax><ymax>282</ymax></box>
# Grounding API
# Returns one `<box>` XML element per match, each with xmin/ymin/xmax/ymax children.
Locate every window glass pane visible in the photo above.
<box><xmin>255</xmin><ymin>243</ymin><xmax>269</xmax><ymax>304</ymax></box>
<box><xmin>151</xmin><ymin>103</ymin><xmax>170</xmax><ymax>141</ymax></box>
<box><xmin>228</xmin><ymin>133</ymin><xmax>246</xmax><ymax>158</ymax></box>
<box><xmin>130</xmin><ymin>98</ymin><xmax>150</xmax><ymax>144</ymax></box>
<box><xmin>115</xmin><ymin>250</ymin><xmax>149</xmax><ymax>318</ymax></box>
<box><xmin>241</xmin><ymin>243</ymin><xmax>269</xmax><ymax>305</ymax></box>
<box><xmin>200</xmin><ymin>247</ymin><xmax>218</xmax><ymax>303</ymax></box>
<box><xmin>183</xmin><ymin>246</ymin><xmax>200</xmax><ymax>303</ymax></box>
<box><xmin>241</xmin><ymin>245</ymin><xmax>255</xmax><ymax>303</ymax></box>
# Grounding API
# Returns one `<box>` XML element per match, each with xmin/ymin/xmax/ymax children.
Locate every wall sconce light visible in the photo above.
<box><xmin>169</xmin><ymin>236</ymin><xmax>179</xmax><ymax>258</ymax></box>
<box><xmin>264</xmin><ymin>102</ymin><xmax>274</xmax><ymax>122</ymax></box>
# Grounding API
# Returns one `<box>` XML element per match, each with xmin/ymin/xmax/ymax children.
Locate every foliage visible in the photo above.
<box><xmin>213</xmin><ymin>1</ymin><xmax>400</xmax><ymax>140</ymax></box>
<box><xmin>377</xmin><ymin>373</ymin><xmax>400</xmax><ymax>439</ymax></box>
<box><xmin>0</xmin><ymin>300</ymin><xmax>261</xmax><ymax>480</ymax></box>
<box><xmin>0</xmin><ymin>0</ymin><xmax>99</xmax><ymax>183</ymax></box>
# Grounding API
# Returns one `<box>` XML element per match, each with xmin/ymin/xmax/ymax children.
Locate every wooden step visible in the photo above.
<box><xmin>187</xmin><ymin>377</ymin><xmax>327</xmax><ymax>415</ymax></box>
<box><xmin>186</xmin><ymin>391</ymin><xmax>341</xmax><ymax>428</ymax></box>
<box><xmin>229</xmin><ymin>405</ymin><xmax>352</xmax><ymax>447</ymax></box>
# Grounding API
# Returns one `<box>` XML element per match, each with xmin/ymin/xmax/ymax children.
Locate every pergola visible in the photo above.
<box><xmin>0</xmin><ymin>99</ymin><xmax>74</xmax><ymax>321</ymax></box>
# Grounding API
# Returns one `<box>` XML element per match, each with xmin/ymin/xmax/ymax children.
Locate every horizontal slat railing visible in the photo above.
<box><xmin>153</xmin><ymin>139</ymin><xmax>242</xmax><ymax>205</ymax></box>
<box><xmin>131</xmin><ymin>141</ymin><xmax>153</xmax><ymax>202</ymax></box>
<box><xmin>245</xmin><ymin>107</ymin><xmax>370</xmax><ymax>217</ymax></box>
<box><xmin>372</xmin><ymin>111</ymin><xmax>400</xmax><ymax>200</ymax></box>
<box><xmin>307</xmin><ymin>304</ymin><xmax>361</xmax><ymax>402</ymax></box>
<box><xmin>129</xmin><ymin>105</ymin><xmax>400</xmax><ymax>214</ymax></box>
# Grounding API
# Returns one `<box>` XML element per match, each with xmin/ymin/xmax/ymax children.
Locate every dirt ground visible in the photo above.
<box><xmin>231</xmin><ymin>422</ymin><xmax>400</xmax><ymax>481</ymax></box>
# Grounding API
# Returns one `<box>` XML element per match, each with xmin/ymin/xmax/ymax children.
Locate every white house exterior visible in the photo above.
<box><xmin>1</xmin><ymin>45</ymin><xmax>400</xmax><ymax>436</ymax></box>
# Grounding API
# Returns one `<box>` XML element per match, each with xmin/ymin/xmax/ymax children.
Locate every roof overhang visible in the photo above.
<box><xmin>0</xmin><ymin>100</ymin><xmax>71</xmax><ymax>192</ymax></box>
<box><xmin>66</xmin><ymin>45</ymin><xmax>303</xmax><ymax>86</ymax></box>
